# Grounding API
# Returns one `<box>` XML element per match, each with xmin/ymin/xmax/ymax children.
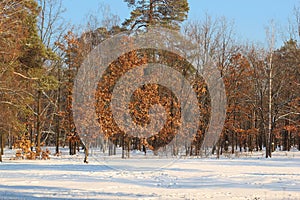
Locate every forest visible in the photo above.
<box><xmin>0</xmin><ymin>0</ymin><xmax>299</xmax><ymax>163</ymax></box>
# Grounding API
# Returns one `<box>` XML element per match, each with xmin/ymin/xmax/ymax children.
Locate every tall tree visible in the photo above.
<box><xmin>271</xmin><ymin>39</ymin><xmax>300</xmax><ymax>151</ymax></box>
<box><xmin>265</xmin><ymin>22</ymin><xmax>276</xmax><ymax>158</ymax></box>
<box><xmin>120</xmin><ymin>0</ymin><xmax>191</xmax><ymax>156</ymax></box>
<box><xmin>183</xmin><ymin>16</ymin><xmax>237</xmax><ymax>156</ymax></box>
<box><xmin>123</xmin><ymin>0</ymin><xmax>189</xmax><ymax>30</ymax></box>
<box><xmin>0</xmin><ymin>0</ymin><xmax>58</xmax><ymax>160</ymax></box>
<box><xmin>37</xmin><ymin>0</ymin><xmax>67</xmax><ymax>155</ymax></box>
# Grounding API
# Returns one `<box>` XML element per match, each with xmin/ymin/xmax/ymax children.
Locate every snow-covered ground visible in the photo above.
<box><xmin>0</xmin><ymin>148</ymin><xmax>300</xmax><ymax>200</ymax></box>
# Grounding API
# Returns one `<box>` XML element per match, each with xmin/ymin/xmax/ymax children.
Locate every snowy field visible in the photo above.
<box><xmin>0</xmin><ymin>148</ymin><xmax>300</xmax><ymax>200</ymax></box>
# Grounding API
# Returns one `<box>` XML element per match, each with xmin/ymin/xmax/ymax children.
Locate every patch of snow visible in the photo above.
<box><xmin>0</xmin><ymin>148</ymin><xmax>299</xmax><ymax>199</ymax></box>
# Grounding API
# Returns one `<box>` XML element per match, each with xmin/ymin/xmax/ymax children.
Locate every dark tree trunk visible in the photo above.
<box><xmin>108</xmin><ymin>141</ymin><xmax>113</xmax><ymax>156</ymax></box>
<box><xmin>84</xmin><ymin>145</ymin><xmax>88</xmax><ymax>163</ymax></box>
<box><xmin>69</xmin><ymin>139</ymin><xmax>76</xmax><ymax>155</ymax></box>
<box><xmin>212</xmin><ymin>145</ymin><xmax>216</xmax><ymax>155</ymax></box>
<box><xmin>258</xmin><ymin>130</ymin><xmax>263</xmax><ymax>151</ymax></box>
<box><xmin>127</xmin><ymin>139</ymin><xmax>130</xmax><ymax>158</ymax></box>
<box><xmin>56</xmin><ymin>65</ymin><xmax>61</xmax><ymax>155</ymax></box>
<box><xmin>0</xmin><ymin>133</ymin><xmax>3</xmax><ymax>162</ymax></box>
<box><xmin>248</xmin><ymin>135</ymin><xmax>253</xmax><ymax>152</ymax></box>
<box><xmin>190</xmin><ymin>144</ymin><xmax>193</xmax><ymax>156</ymax></box>
<box><xmin>287</xmin><ymin>131</ymin><xmax>291</xmax><ymax>151</ymax></box>
<box><xmin>282</xmin><ymin>130</ymin><xmax>288</xmax><ymax>151</ymax></box>
<box><xmin>55</xmin><ymin>126</ymin><xmax>60</xmax><ymax>155</ymax></box>
<box><xmin>216</xmin><ymin>138</ymin><xmax>221</xmax><ymax>159</ymax></box>
<box><xmin>36</xmin><ymin>90</ymin><xmax>42</xmax><ymax>154</ymax></box>
<box><xmin>224</xmin><ymin>135</ymin><xmax>229</xmax><ymax>152</ymax></box>
<box><xmin>298</xmin><ymin>135</ymin><xmax>300</xmax><ymax>151</ymax></box>
<box><xmin>30</xmin><ymin>124</ymin><xmax>33</xmax><ymax>151</ymax></box>
<box><xmin>113</xmin><ymin>143</ymin><xmax>116</xmax><ymax>155</ymax></box>
<box><xmin>122</xmin><ymin>135</ymin><xmax>125</xmax><ymax>159</ymax></box>
<box><xmin>265</xmin><ymin>132</ymin><xmax>272</xmax><ymax>158</ymax></box>
<box><xmin>231</xmin><ymin>131</ymin><xmax>235</xmax><ymax>154</ymax></box>
<box><xmin>69</xmin><ymin>140</ymin><xmax>72</xmax><ymax>155</ymax></box>
<box><xmin>1</xmin><ymin>133</ymin><xmax>4</xmax><ymax>155</ymax></box>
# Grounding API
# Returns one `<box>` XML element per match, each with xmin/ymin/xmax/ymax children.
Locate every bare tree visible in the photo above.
<box><xmin>183</xmin><ymin>15</ymin><xmax>237</xmax><ymax>157</ymax></box>
<box><xmin>37</xmin><ymin>0</ymin><xmax>68</xmax><ymax>154</ymax></box>
<box><xmin>265</xmin><ymin>21</ymin><xmax>277</xmax><ymax>158</ymax></box>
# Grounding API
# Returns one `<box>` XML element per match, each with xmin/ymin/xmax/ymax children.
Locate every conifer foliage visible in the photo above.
<box><xmin>123</xmin><ymin>0</ymin><xmax>189</xmax><ymax>30</ymax></box>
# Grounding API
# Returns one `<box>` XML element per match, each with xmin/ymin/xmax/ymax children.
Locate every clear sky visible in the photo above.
<box><xmin>62</xmin><ymin>0</ymin><xmax>300</xmax><ymax>46</ymax></box>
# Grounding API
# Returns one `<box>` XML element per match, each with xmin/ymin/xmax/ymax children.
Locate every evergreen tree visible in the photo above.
<box><xmin>123</xmin><ymin>0</ymin><xmax>189</xmax><ymax>30</ymax></box>
<box><xmin>0</xmin><ymin>0</ymin><xmax>57</xmax><ymax>159</ymax></box>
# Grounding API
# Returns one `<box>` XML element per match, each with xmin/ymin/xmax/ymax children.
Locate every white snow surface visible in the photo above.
<box><xmin>0</xmin><ymin>148</ymin><xmax>300</xmax><ymax>200</ymax></box>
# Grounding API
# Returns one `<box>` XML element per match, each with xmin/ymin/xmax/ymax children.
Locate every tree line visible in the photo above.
<box><xmin>0</xmin><ymin>0</ymin><xmax>299</xmax><ymax>162</ymax></box>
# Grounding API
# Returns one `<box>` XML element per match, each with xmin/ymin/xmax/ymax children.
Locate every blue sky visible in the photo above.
<box><xmin>62</xmin><ymin>0</ymin><xmax>300</xmax><ymax>46</ymax></box>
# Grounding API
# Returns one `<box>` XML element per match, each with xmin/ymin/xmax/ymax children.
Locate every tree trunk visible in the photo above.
<box><xmin>266</xmin><ymin>26</ymin><xmax>274</xmax><ymax>158</ymax></box>
<box><xmin>212</xmin><ymin>145</ymin><xmax>216</xmax><ymax>155</ymax></box>
<box><xmin>84</xmin><ymin>145</ymin><xmax>89</xmax><ymax>163</ymax></box>
<box><xmin>8</xmin><ymin>127</ymin><xmax>12</xmax><ymax>149</ymax></box>
<box><xmin>248</xmin><ymin>135</ymin><xmax>253</xmax><ymax>152</ymax></box>
<box><xmin>259</xmin><ymin>128</ymin><xmax>264</xmax><ymax>151</ymax></box>
<box><xmin>108</xmin><ymin>140</ymin><xmax>112</xmax><ymax>156</ymax></box>
<box><xmin>29</xmin><ymin>124</ymin><xmax>33</xmax><ymax>151</ymax></box>
<box><xmin>287</xmin><ymin>130</ymin><xmax>291</xmax><ymax>151</ymax></box>
<box><xmin>69</xmin><ymin>139</ymin><xmax>76</xmax><ymax>155</ymax></box>
<box><xmin>55</xmin><ymin>66</ymin><xmax>61</xmax><ymax>155</ymax></box>
<box><xmin>216</xmin><ymin>138</ymin><xmax>221</xmax><ymax>159</ymax></box>
<box><xmin>55</xmin><ymin>118</ymin><xmax>60</xmax><ymax>155</ymax></box>
<box><xmin>69</xmin><ymin>140</ymin><xmax>72</xmax><ymax>155</ymax></box>
<box><xmin>0</xmin><ymin>133</ymin><xmax>3</xmax><ymax>162</ymax></box>
<box><xmin>224</xmin><ymin>135</ymin><xmax>229</xmax><ymax>152</ymax></box>
<box><xmin>1</xmin><ymin>133</ymin><xmax>4</xmax><ymax>156</ymax></box>
<box><xmin>282</xmin><ymin>130</ymin><xmax>288</xmax><ymax>151</ymax></box>
<box><xmin>298</xmin><ymin>135</ymin><xmax>300</xmax><ymax>151</ymax></box>
<box><xmin>127</xmin><ymin>139</ymin><xmax>131</xmax><ymax>158</ymax></box>
<box><xmin>113</xmin><ymin>143</ymin><xmax>116</xmax><ymax>155</ymax></box>
<box><xmin>122</xmin><ymin>136</ymin><xmax>125</xmax><ymax>159</ymax></box>
<box><xmin>36</xmin><ymin>90</ymin><xmax>42</xmax><ymax>153</ymax></box>
<box><xmin>231</xmin><ymin>131</ymin><xmax>235</xmax><ymax>154</ymax></box>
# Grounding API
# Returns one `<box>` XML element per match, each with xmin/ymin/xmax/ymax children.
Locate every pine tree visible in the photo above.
<box><xmin>0</xmin><ymin>0</ymin><xmax>58</xmax><ymax>159</ymax></box>
<box><xmin>123</xmin><ymin>0</ymin><xmax>189</xmax><ymax>30</ymax></box>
